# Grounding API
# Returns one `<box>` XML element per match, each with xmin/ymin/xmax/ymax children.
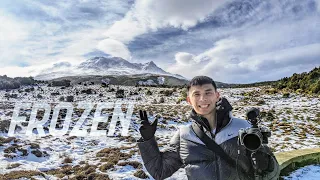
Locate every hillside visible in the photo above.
<box><xmin>2</xmin><ymin>66</ymin><xmax>319</xmax><ymax>92</ymax></box>
<box><xmin>0</xmin><ymin>83</ymin><xmax>319</xmax><ymax>179</ymax></box>
<box><xmin>229</xmin><ymin>67</ymin><xmax>320</xmax><ymax>95</ymax></box>
<box><xmin>0</xmin><ymin>75</ymin><xmax>36</xmax><ymax>90</ymax></box>
<box><xmin>274</xmin><ymin>67</ymin><xmax>320</xmax><ymax>94</ymax></box>
<box><xmin>49</xmin><ymin>74</ymin><xmax>189</xmax><ymax>87</ymax></box>
<box><xmin>35</xmin><ymin>56</ymin><xmax>186</xmax><ymax>81</ymax></box>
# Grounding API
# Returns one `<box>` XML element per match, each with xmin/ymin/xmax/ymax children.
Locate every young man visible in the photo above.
<box><xmin>138</xmin><ymin>76</ymin><xmax>280</xmax><ymax>180</ymax></box>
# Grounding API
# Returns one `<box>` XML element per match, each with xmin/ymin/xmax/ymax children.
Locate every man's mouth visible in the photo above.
<box><xmin>198</xmin><ymin>104</ymin><xmax>210</xmax><ymax>109</ymax></box>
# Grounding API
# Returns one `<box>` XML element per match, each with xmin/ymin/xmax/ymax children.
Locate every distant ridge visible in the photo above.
<box><xmin>35</xmin><ymin>56</ymin><xmax>186</xmax><ymax>81</ymax></box>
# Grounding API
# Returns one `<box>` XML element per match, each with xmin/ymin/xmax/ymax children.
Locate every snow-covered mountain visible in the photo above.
<box><xmin>35</xmin><ymin>56</ymin><xmax>185</xmax><ymax>80</ymax></box>
<box><xmin>79</xmin><ymin>57</ymin><xmax>139</xmax><ymax>71</ymax></box>
<box><xmin>78</xmin><ymin>57</ymin><xmax>168</xmax><ymax>75</ymax></box>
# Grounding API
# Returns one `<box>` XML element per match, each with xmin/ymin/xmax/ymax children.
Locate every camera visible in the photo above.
<box><xmin>238</xmin><ymin>108</ymin><xmax>271</xmax><ymax>151</ymax></box>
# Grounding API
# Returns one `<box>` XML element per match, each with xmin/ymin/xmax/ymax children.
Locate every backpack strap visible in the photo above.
<box><xmin>191</xmin><ymin>122</ymin><xmax>248</xmax><ymax>175</ymax></box>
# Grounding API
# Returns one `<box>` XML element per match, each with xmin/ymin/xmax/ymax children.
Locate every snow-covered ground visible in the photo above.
<box><xmin>0</xmin><ymin>84</ymin><xmax>319</xmax><ymax>179</ymax></box>
<box><xmin>283</xmin><ymin>165</ymin><xmax>320</xmax><ymax>180</ymax></box>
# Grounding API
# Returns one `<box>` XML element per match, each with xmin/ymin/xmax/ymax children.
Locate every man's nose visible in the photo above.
<box><xmin>199</xmin><ymin>94</ymin><xmax>207</xmax><ymax>101</ymax></box>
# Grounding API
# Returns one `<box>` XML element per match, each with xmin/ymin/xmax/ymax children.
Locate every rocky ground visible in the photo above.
<box><xmin>0</xmin><ymin>83</ymin><xmax>319</xmax><ymax>179</ymax></box>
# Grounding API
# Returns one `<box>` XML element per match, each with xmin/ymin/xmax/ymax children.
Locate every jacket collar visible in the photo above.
<box><xmin>190</xmin><ymin>109</ymin><xmax>231</xmax><ymax>134</ymax></box>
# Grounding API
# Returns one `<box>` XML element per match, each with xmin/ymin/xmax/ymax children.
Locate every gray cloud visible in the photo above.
<box><xmin>167</xmin><ymin>0</ymin><xmax>320</xmax><ymax>83</ymax></box>
<box><xmin>0</xmin><ymin>0</ymin><xmax>131</xmax><ymax>67</ymax></box>
<box><xmin>1</xmin><ymin>0</ymin><xmax>319</xmax><ymax>83</ymax></box>
<box><xmin>102</xmin><ymin>0</ymin><xmax>228</xmax><ymax>43</ymax></box>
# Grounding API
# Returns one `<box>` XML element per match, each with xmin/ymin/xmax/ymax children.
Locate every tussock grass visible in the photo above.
<box><xmin>1</xmin><ymin>170</ymin><xmax>44</xmax><ymax>179</ymax></box>
<box><xmin>99</xmin><ymin>162</ymin><xmax>114</xmax><ymax>171</ymax></box>
<box><xmin>63</xmin><ymin>156</ymin><xmax>73</xmax><ymax>164</ymax></box>
<box><xmin>133</xmin><ymin>169</ymin><xmax>149</xmax><ymax>179</ymax></box>
<box><xmin>45</xmin><ymin>163</ymin><xmax>110</xmax><ymax>179</ymax></box>
<box><xmin>96</xmin><ymin>147</ymin><xmax>133</xmax><ymax>166</ymax></box>
<box><xmin>6</xmin><ymin>163</ymin><xmax>22</xmax><ymax>169</ymax></box>
<box><xmin>117</xmin><ymin>161</ymin><xmax>142</xmax><ymax>169</ymax></box>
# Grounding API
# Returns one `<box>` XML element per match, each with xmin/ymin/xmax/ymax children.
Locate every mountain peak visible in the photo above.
<box><xmin>141</xmin><ymin>60</ymin><xmax>167</xmax><ymax>74</ymax></box>
<box><xmin>148</xmin><ymin>61</ymin><xmax>156</xmax><ymax>65</ymax></box>
<box><xmin>36</xmin><ymin>56</ymin><xmax>186</xmax><ymax>80</ymax></box>
<box><xmin>88</xmin><ymin>56</ymin><xmax>125</xmax><ymax>62</ymax></box>
<box><xmin>144</xmin><ymin>61</ymin><xmax>157</xmax><ymax>68</ymax></box>
<box><xmin>79</xmin><ymin>56</ymin><xmax>134</xmax><ymax>70</ymax></box>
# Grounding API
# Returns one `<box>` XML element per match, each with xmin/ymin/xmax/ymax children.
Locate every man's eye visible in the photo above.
<box><xmin>206</xmin><ymin>92</ymin><xmax>213</xmax><ymax>95</ymax></box>
<box><xmin>194</xmin><ymin>94</ymin><xmax>200</xmax><ymax>97</ymax></box>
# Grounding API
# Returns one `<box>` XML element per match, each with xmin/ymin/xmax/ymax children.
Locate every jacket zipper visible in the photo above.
<box><xmin>218</xmin><ymin>116</ymin><xmax>233</xmax><ymax>134</ymax></box>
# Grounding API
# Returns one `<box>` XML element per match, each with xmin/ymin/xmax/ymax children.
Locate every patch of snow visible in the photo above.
<box><xmin>283</xmin><ymin>165</ymin><xmax>320</xmax><ymax>180</ymax></box>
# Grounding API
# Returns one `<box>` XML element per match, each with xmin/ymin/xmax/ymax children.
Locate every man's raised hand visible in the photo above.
<box><xmin>139</xmin><ymin>110</ymin><xmax>158</xmax><ymax>141</ymax></box>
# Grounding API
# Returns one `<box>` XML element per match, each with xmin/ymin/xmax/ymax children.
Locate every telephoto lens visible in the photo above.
<box><xmin>239</xmin><ymin>108</ymin><xmax>272</xmax><ymax>151</ymax></box>
<box><xmin>241</xmin><ymin>128</ymin><xmax>263</xmax><ymax>151</ymax></box>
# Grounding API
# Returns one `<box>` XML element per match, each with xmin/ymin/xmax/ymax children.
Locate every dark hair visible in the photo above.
<box><xmin>187</xmin><ymin>76</ymin><xmax>217</xmax><ymax>92</ymax></box>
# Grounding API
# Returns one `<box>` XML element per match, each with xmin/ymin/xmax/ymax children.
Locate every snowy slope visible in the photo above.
<box><xmin>0</xmin><ymin>85</ymin><xmax>319</xmax><ymax>179</ymax></box>
<box><xmin>35</xmin><ymin>57</ymin><xmax>185</xmax><ymax>81</ymax></box>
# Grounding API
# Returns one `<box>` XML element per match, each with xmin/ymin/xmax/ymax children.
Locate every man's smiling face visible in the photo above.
<box><xmin>187</xmin><ymin>83</ymin><xmax>220</xmax><ymax>116</ymax></box>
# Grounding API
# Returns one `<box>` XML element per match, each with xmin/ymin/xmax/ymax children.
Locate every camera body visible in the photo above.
<box><xmin>238</xmin><ymin>108</ymin><xmax>271</xmax><ymax>152</ymax></box>
<box><xmin>238</xmin><ymin>126</ymin><xmax>271</xmax><ymax>151</ymax></box>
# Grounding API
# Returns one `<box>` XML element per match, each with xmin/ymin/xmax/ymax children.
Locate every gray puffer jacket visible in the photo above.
<box><xmin>138</xmin><ymin>110</ymin><xmax>280</xmax><ymax>180</ymax></box>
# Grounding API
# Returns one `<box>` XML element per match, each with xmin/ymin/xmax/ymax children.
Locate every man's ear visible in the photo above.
<box><xmin>186</xmin><ymin>96</ymin><xmax>192</xmax><ymax>105</ymax></box>
<box><xmin>216</xmin><ymin>91</ymin><xmax>220</xmax><ymax>99</ymax></box>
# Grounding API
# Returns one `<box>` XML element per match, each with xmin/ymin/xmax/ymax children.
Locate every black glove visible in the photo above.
<box><xmin>252</xmin><ymin>148</ymin><xmax>275</xmax><ymax>174</ymax></box>
<box><xmin>139</xmin><ymin>110</ymin><xmax>158</xmax><ymax>141</ymax></box>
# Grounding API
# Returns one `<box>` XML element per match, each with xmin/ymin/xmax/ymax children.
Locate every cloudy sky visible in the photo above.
<box><xmin>0</xmin><ymin>0</ymin><xmax>319</xmax><ymax>83</ymax></box>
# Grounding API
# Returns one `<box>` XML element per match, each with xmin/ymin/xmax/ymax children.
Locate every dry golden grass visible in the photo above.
<box><xmin>1</xmin><ymin>170</ymin><xmax>44</xmax><ymax>179</ymax></box>
<box><xmin>96</xmin><ymin>147</ymin><xmax>133</xmax><ymax>166</ymax></box>
<box><xmin>118</xmin><ymin>136</ymin><xmax>137</xmax><ymax>143</ymax></box>
<box><xmin>117</xmin><ymin>161</ymin><xmax>142</xmax><ymax>169</ymax></box>
<box><xmin>0</xmin><ymin>137</ymin><xmax>16</xmax><ymax>144</ymax></box>
<box><xmin>30</xmin><ymin>143</ymin><xmax>40</xmax><ymax>149</ymax></box>
<box><xmin>63</xmin><ymin>156</ymin><xmax>73</xmax><ymax>164</ymax></box>
<box><xmin>99</xmin><ymin>162</ymin><xmax>114</xmax><ymax>171</ymax></box>
<box><xmin>72</xmin><ymin>173</ymin><xmax>110</xmax><ymax>180</ymax></box>
<box><xmin>79</xmin><ymin>160</ymin><xmax>86</xmax><ymax>164</ymax></box>
<box><xmin>133</xmin><ymin>169</ymin><xmax>149</xmax><ymax>179</ymax></box>
<box><xmin>284</xmin><ymin>137</ymin><xmax>291</xmax><ymax>141</ymax></box>
<box><xmin>6</xmin><ymin>163</ymin><xmax>22</xmax><ymax>169</ymax></box>
<box><xmin>45</xmin><ymin>163</ymin><xmax>109</xmax><ymax>179</ymax></box>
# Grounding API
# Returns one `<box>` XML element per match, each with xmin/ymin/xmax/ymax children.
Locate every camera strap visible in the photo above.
<box><xmin>191</xmin><ymin>123</ymin><xmax>247</xmax><ymax>174</ymax></box>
